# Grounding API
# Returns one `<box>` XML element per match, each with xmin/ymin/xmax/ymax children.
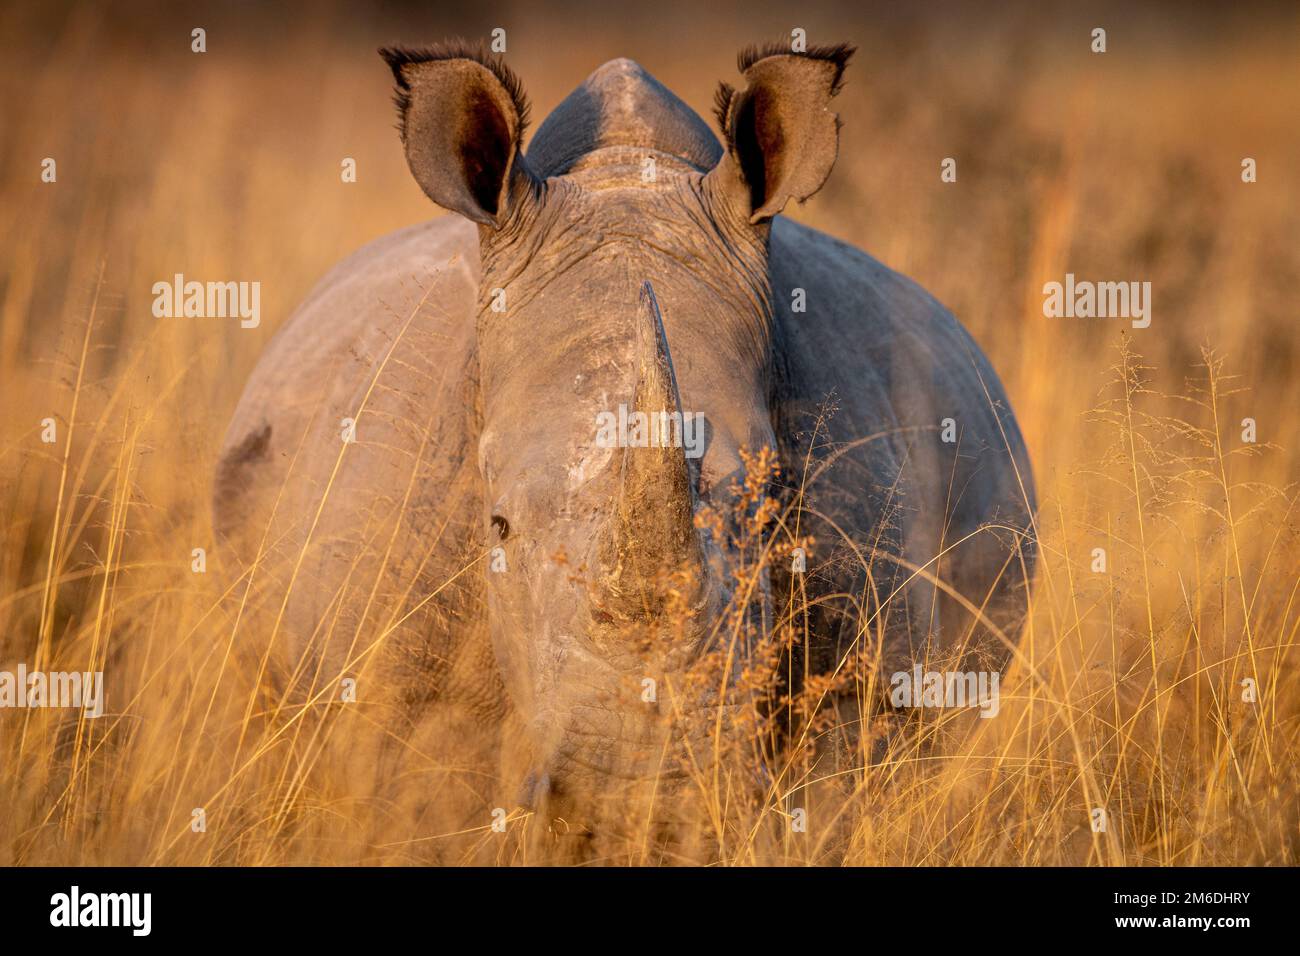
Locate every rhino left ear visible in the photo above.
<box><xmin>704</xmin><ymin>43</ymin><xmax>854</xmax><ymax>224</ymax></box>
<box><xmin>380</xmin><ymin>44</ymin><xmax>536</xmax><ymax>227</ymax></box>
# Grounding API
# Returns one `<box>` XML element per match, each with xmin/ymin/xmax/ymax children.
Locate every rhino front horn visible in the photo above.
<box><xmin>603</xmin><ymin>282</ymin><xmax>705</xmax><ymax>611</ymax></box>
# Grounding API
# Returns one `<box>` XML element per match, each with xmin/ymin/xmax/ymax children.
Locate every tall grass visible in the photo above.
<box><xmin>1</xmin><ymin>0</ymin><xmax>1297</xmax><ymax>864</ymax></box>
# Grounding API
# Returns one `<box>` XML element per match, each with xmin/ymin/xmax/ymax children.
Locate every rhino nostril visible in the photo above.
<box><xmin>491</xmin><ymin>514</ymin><xmax>510</xmax><ymax>540</ymax></box>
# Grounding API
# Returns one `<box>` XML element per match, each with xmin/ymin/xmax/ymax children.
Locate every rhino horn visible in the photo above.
<box><xmin>603</xmin><ymin>282</ymin><xmax>704</xmax><ymax>612</ymax></box>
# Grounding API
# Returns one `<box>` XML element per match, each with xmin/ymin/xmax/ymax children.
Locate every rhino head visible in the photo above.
<box><xmin>380</xmin><ymin>41</ymin><xmax>853</xmax><ymax>801</ymax></box>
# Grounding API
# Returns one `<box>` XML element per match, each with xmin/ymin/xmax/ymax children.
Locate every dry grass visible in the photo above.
<box><xmin>2</xmin><ymin>0</ymin><xmax>1298</xmax><ymax>865</ymax></box>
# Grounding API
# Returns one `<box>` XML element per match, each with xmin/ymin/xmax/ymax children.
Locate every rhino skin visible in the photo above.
<box><xmin>214</xmin><ymin>42</ymin><xmax>1036</xmax><ymax>801</ymax></box>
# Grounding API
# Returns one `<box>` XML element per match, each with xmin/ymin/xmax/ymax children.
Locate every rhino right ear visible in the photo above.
<box><xmin>380</xmin><ymin>44</ymin><xmax>536</xmax><ymax>227</ymax></box>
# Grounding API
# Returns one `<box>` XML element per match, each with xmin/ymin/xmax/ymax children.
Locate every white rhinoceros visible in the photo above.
<box><xmin>214</xmin><ymin>42</ymin><xmax>1036</xmax><ymax>801</ymax></box>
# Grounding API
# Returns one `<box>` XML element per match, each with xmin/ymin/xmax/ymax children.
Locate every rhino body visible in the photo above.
<box><xmin>215</xmin><ymin>46</ymin><xmax>1035</xmax><ymax>799</ymax></box>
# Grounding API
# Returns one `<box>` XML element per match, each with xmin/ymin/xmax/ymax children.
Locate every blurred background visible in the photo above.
<box><xmin>1</xmin><ymin>0</ymin><xmax>1298</xmax><ymax>864</ymax></box>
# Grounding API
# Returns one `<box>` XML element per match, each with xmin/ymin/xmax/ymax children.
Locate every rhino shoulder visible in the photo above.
<box><xmin>769</xmin><ymin>214</ymin><xmax>1034</xmax><ymax>515</ymax></box>
<box><xmin>214</xmin><ymin>215</ymin><xmax>480</xmax><ymax>545</ymax></box>
<box><xmin>292</xmin><ymin>215</ymin><xmax>479</xmax><ymax>319</ymax></box>
<box><xmin>769</xmin><ymin>215</ymin><xmax>965</xmax><ymax>347</ymax></box>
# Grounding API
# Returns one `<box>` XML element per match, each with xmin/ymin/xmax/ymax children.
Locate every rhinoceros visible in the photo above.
<box><xmin>214</xmin><ymin>41</ymin><xmax>1036</xmax><ymax>802</ymax></box>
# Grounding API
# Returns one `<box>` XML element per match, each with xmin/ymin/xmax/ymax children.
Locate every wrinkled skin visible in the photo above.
<box><xmin>214</xmin><ymin>44</ymin><xmax>1036</xmax><ymax>804</ymax></box>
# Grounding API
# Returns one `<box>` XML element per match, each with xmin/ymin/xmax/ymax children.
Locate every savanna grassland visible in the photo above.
<box><xmin>1</xmin><ymin>0</ymin><xmax>1298</xmax><ymax>865</ymax></box>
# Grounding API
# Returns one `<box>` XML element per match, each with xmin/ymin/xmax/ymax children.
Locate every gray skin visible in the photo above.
<box><xmin>214</xmin><ymin>43</ymin><xmax>1036</xmax><ymax>803</ymax></box>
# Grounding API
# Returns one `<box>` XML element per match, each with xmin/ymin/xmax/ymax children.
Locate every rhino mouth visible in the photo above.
<box><xmin>525</xmin><ymin>695</ymin><xmax>744</xmax><ymax>799</ymax></box>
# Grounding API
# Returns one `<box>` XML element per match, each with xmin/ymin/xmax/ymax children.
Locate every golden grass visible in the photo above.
<box><xmin>1</xmin><ymin>1</ymin><xmax>1298</xmax><ymax>865</ymax></box>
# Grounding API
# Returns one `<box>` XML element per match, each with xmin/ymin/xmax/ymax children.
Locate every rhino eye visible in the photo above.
<box><xmin>491</xmin><ymin>514</ymin><xmax>510</xmax><ymax>541</ymax></box>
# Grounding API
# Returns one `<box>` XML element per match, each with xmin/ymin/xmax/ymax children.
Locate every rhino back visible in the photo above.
<box><xmin>214</xmin><ymin>216</ymin><xmax>501</xmax><ymax>713</ymax></box>
<box><xmin>769</xmin><ymin>215</ymin><xmax>1036</xmax><ymax>668</ymax></box>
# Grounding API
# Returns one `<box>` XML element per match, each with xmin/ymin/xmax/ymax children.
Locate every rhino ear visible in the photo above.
<box><xmin>380</xmin><ymin>44</ymin><xmax>536</xmax><ymax>227</ymax></box>
<box><xmin>704</xmin><ymin>43</ymin><xmax>854</xmax><ymax>224</ymax></box>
